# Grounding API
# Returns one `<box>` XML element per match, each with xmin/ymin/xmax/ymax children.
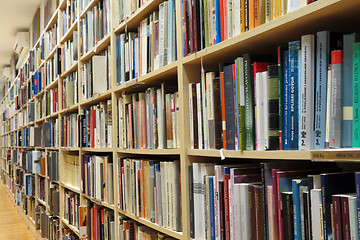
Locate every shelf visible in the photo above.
<box><xmin>114</xmin><ymin>61</ymin><xmax>178</xmax><ymax>94</ymax></box>
<box><xmin>60</xmin><ymin>182</ymin><xmax>81</xmax><ymax>194</ymax></box>
<box><xmin>80</xmin><ymin>34</ymin><xmax>111</xmax><ymax>62</ymax></box>
<box><xmin>60</xmin><ymin>147</ymin><xmax>80</xmax><ymax>152</ymax></box>
<box><xmin>311</xmin><ymin>148</ymin><xmax>360</xmax><ymax>162</ymax></box>
<box><xmin>114</xmin><ymin>0</ymin><xmax>165</xmax><ymax>34</ymax></box>
<box><xmin>82</xmin><ymin>148</ymin><xmax>113</xmax><ymax>153</ymax></box>
<box><xmin>117</xmin><ymin>148</ymin><xmax>180</xmax><ymax>155</ymax></box>
<box><xmin>37</xmin><ymin>198</ymin><xmax>47</xmax><ymax>207</ymax></box>
<box><xmin>182</xmin><ymin>0</ymin><xmax>360</xmax><ymax>66</ymax></box>
<box><xmin>60</xmin><ymin>61</ymin><xmax>78</xmax><ymax>79</ymax></box>
<box><xmin>118</xmin><ymin>209</ymin><xmax>183</xmax><ymax>239</ymax></box>
<box><xmin>80</xmin><ymin>90</ymin><xmax>112</xmax><ymax>107</ymax></box>
<box><xmin>45</xmin><ymin>77</ymin><xmax>59</xmax><ymax>91</ymax></box>
<box><xmin>187</xmin><ymin>149</ymin><xmax>312</xmax><ymax>160</ymax></box>
<box><xmin>44</xmin><ymin>8</ymin><xmax>59</xmax><ymax>33</ymax></box>
<box><xmin>82</xmin><ymin>193</ymin><xmax>115</xmax><ymax>210</ymax></box>
<box><xmin>60</xmin><ymin>19</ymin><xmax>78</xmax><ymax>44</ymax></box>
<box><xmin>79</xmin><ymin>0</ymin><xmax>99</xmax><ymax>19</ymax></box>
<box><xmin>45</xmin><ymin>46</ymin><xmax>58</xmax><ymax>62</ymax></box>
<box><xmin>61</xmin><ymin>218</ymin><xmax>80</xmax><ymax>237</ymax></box>
<box><xmin>36</xmin><ymin>173</ymin><xmax>48</xmax><ymax>179</ymax></box>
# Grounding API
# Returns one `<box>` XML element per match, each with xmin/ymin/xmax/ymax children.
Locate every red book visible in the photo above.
<box><xmin>332</xmin><ymin>195</ymin><xmax>343</xmax><ymax>240</ymax></box>
<box><xmin>341</xmin><ymin>195</ymin><xmax>351</xmax><ymax>240</ymax></box>
<box><xmin>220</xmin><ymin>71</ymin><xmax>226</xmax><ymax>149</ymax></box>
<box><xmin>183</xmin><ymin>0</ymin><xmax>189</xmax><ymax>56</ymax></box>
<box><xmin>220</xmin><ymin>0</ymin><xmax>225</xmax><ymax>41</ymax></box>
<box><xmin>223</xmin><ymin>167</ymin><xmax>232</xmax><ymax>240</ymax></box>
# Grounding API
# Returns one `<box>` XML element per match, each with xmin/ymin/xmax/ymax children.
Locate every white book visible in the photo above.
<box><xmin>234</xmin><ymin>0</ymin><xmax>241</xmax><ymax>35</ymax></box>
<box><xmin>310</xmin><ymin>189</ymin><xmax>322</xmax><ymax>240</ymax></box>
<box><xmin>95</xmin><ymin>156</ymin><xmax>102</xmax><ymax>200</ymax></box>
<box><xmin>92</xmin><ymin>55</ymin><xmax>107</xmax><ymax>95</ymax></box>
<box><xmin>196</xmin><ymin>83</ymin><xmax>203</xmax><ymax>149</ymax></box>
<box><xmin>325</xmin><ymin>65</ymin><xmax>332</xmax><ymax>147</ymax></box>
<box><xmin>228</xmin><ymin>0</ymin><xmax>233</xmax><ymax>39</ymax></box>
<box><xmin>287</xmin><ymin>0</ymin><xmax>300</xmax><ymax>13</ymax></box>
<box><xmin>263</xmin><ymin>71</ymin><xmax>269</xmax><ymax>150</ymax></box>
<box><xmin>300</xmin><ymin>34</ymin><xmax>315</xmax><ymax>150</ymax></box>
<box><xmin>240</xmin><ymin>183</ymin><xmax>250</xmax><ymax>239</ymax></box>
<box><xmin>206</xmin><ymin>72</ymin><xmax>216</xmax><ymax>149</ymax></box>
<box><xmin>233</xmin><ymin>184</ymin><xmax>243</xmax><ymax>238</ymax></box>
<box><xmin>348</xmin><ymin>196</ymin><xmax>359</xmax><ymax>240</ymax></box>
<box><xmin>189</xmin><ymin>83</ymin><xmax>195</xmax><ymax>149</ymax></box>
<box><xmin>135</xmin><ymin>160</ymin><xmax>140</xmax><ymax>216</ymax></box>
<box><xmin>255</xmin><ymin>72</ymin><xmax>264</xmax><ymax>150</ymax></box>
<box><xmin>134</xmin><ymin>34</ymin><xmax>140</xmax><ymax>79</ymax></box>
<box><xmin>201</xmin><ymin>71</ymin><xmax>209</xmax><ymax>149</ymax></box>
<box><xmin>171</xmin><ymin>94</ymin><xmax>177</xmax><ymax>148</ymax></box>
<box><xmin>160</xmin><ymin>161</ymin><xmax>167</xmax><ymax>227</ymax></box>
<box><xmin>267</xmin><ymin>186</ymin><xmax>274</xmax><ymax>240</ymax></box>
<box><xmin>163</xmin><ymin>1</ymin><xmax>169</xmax><ymax>66</ymax></box>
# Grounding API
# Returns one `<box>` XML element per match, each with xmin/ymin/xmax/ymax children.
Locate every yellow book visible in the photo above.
<box><xmin>274</xmin><ymin>0</ymin><xmax>282</xmax><ymax>18</ymax></box>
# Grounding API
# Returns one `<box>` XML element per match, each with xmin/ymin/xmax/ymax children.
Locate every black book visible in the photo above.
<box><xmin>223</xmin><ymin>64</ymin><xmax>236</xmax><ymax>150</ymax></box>
<box><xmin>267</xmin><ymin>64</ymin><xmax>280</xmax><ymax>150</ymax></box>
<box><xmin>42</xmin><ymin>122</ymin><xmax>50</xmax><ymax>147</ymax></box>
<box><xmin>303</xmin><ymin>191</ymin><xmax>312</xmax><ymax>240</ymax></box>
<box><xmin>188</xmin><ymin>165</ymin><xmax>195</xmax><ymax>238</ymax></box>
<box><xmin>282</xmin><ymin>191</ymin><xmax>294</xmax><ymax>240</ymax></box>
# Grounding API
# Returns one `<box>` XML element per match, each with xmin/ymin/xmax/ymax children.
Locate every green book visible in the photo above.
<box><xmin>236</xmin><ymin>57</ymin><xmax>246</xmax><ymax>150</ymax></box>
<box><xmin>243</xmin><ymin>54</ymin><xmax>254</xmax><ymax>150</ymax></box>
<box><xmin>203</xmin><ymin>0</ymin><xmax>209</xmax><ymax>48</ymax></box>
<box><xmin>353</xmin><ymin>42</ymin><xmax>360</xmax><ymax>147</ymax></box>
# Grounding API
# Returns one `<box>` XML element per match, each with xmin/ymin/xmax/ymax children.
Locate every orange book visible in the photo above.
<box><xmin>274</xmin><ymin>0</ymin><xmax>282</xmax><ymax>18</ymax></box>
<box><xmin>220</xmin><ymin>71</ymin><xmax>227</xmax><ymax>149</ymax></box>
<box><xmin>240</xmin><ymin>0</ymin><xmax>246</xmax><ymax>32</ymax></box>
<box><xmin>249</xmin><ymin>0</ymin><xmax>255</xmax><ymax>30</ymax></box>
<box><xmin>254</xmin><ymin>0</ymin><xmax>259</xmax><ymax>28</ymax></box>
<box><xmin>220</xmin><ymin>0</ymin><xmax>225</xmax><ymax>41</ymax></box>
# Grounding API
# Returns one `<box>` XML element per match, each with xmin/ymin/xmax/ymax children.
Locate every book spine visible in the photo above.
<box><xmin>288</xmin><ymin>41</ymin><xmax>301</xmax><ymax>150</ymax></box>
<box><xmin>341</xmin><ymin>197</ymin><xmax>351</xmax><ymax>240</ymax></box>
<box><xmin>342</xmin><ymin>34</ymin><xmax>356</xmax><ymax>148</ymax></box>
<box><xmin>300</xmin><ymin>35</ymin><xmax>315</xmax><ymax>150</ymax></box>
<box><xmin>353</xmin><ymin>43</ymin><xmax>360</xmax><ymax>147</ymax></box>
<box><xmin>224</xmin><ymin>64</ymin><xmax>236</xmax><ymax>150</ymax></box>
<box><xmin>237</xmin><ymin>57</ymin><xmax>246</xmax><ymax>150</ymax></box>
<box><xmin>268</xmin><ymin>65</ymin><xmax>280</xmax><ymax>150</ymax></box>
<box><xmin>209</xmin><ymin>176</ymin><xmax>216</xmax><ymax>240</ymax></box>
<box><xmin>188</xmin><ymin>165</ymin><xmax>195</xmax><ymax>238</ymax></box>
<box><xmin>220</xmin><ymin>71</ymin><xmax>227</xmax><ymax>149</ymax></box>
<box><xmin>224</xmin><ymin>172</ymin><xmax>231</xmax><ymax>239</ymax></box>
<box><xmin>314</xmin><ymin>31</ymin><xmax>328</xmax><ymax>149</ymax></box>
<box><xmin>244</xmin><ymin>54</ymin><xmax>254</xmax><ymax>150</ymax></box>
<box><xmin>348</xmin><ymin>197</ymin><xmax>358</xmax><ymax>240</ymax></box>
<box><xmin>283</xmin><ymin>50</ymin><xmax>290</xmax><ymax>150</ymax></box>
<box><xmin>332</xmin><ymin>195</ymin><xmax>343</xmax><ymax>240</ymax></box>
<box><xmin>355</xmin><ymin>172</ymin><xmax>360</xmax><ymax>239</ymax></box>
<box><xmin>329</xmin><ymin>50</ymin><xmax>343</xmax><ymax>148</ymax></box>
<box><xmin>292</xmin><ymin>180</ymin><xmax>302</xmax><ymax>240</ymax></box>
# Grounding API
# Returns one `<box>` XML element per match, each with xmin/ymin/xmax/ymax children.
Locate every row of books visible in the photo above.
<box><xmin>118</xmin><ymin>84</ymin><xmax>179</xmax><ymax>149</ymax></box>
<box><xmin>64</xmin><ymin>190</ymin><xmax>80</xmax><ymax>229</ymax></box>
<box><xmin>41</xmin><ymin>23</ymin><xmax>58</xmax><ymax>59</ymax></box>
<box><xmin>36</xmin><ymin>87</ymin><xmax>59</xmax><ymax>118</ymax></box>
<box><xmin>80</xmin><ymin>50</ymin><xmax>110</xmax><ymax>100</ymax></box>
<box><xmin>188</xmin><ymin>161</ymin><xmax>360</xmax><ymax>240</ymax></box>
<box><xmin>182</xmin><ymin>0</ymin><xmax>317</xmax><ymax>56</ymax></box>
<box><xmin>114</xmin><ymin>0</ymin><xmax>153</xmax><ymax>25</ymax></box>
<box><xmin>79</xmin><ymin>0</ymin><xmax>110</xmax><ymax>56</ymax></box>
<box><xmin>78</xmin><ymin>100</ymin><xmax>113</xmax><ymax>148</ymax></box>
<box><xmin>115</xmin><ymin>0</ymin><xmax>177</xmax><ymax>85</ymax></box>
<box><xmin>119</xmin><ymin>218</ymin><xmax>177</xmax><ymax>240</ymax></box>
<box><xmin>61</xmin><ymin>113</ymin><xmax>78</xmax><ymax>148</ymax></box>
<box><xmin>62</xmin><ymin>71</ymin><xmax>78</xmax><ymax>108</ymax></box>
<box><xmin>85</xmin><ymin>204</ymin><xmax>115</xmax><ymax>240</ymax></box>
<box><xmin>61</xmin><ymin>0</ymin><xmax>78</xmax><ymax>37</ymax></box>
<box><xmin>118</xmin><ymin>158</ymin><xmax>181</xmax><ymax>232</ymax></box>
<box><xmin>190</xmin><ymin>31</ymin><xmax>360</xmax><ymax>151</ymax></box>
<box><xmin>63</xmin><ymin>153</ymin><xmax>80</xmax><ymax>188</ymax></box>
<box><xmin>24</xmin><ymin>173</ymin><xmax>35</xmax><ymax>196</ymax></box>
<box><xmin>61</xmin><ymin>31</ymin><xmax>78</xmax><ymax>73</ymax></box>
<box><xmin>81</xmin><ymin>154</ymin><xmax>114</xmax><ymax>204</ymax></box>
<box><xmin>38</xmin><ymin>177</ymin><xmax>45</xmax><ymax>202</ymax></box>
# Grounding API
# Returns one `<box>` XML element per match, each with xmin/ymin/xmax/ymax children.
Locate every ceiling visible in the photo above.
<box><xmin>0</xmin><ymin>0</ymin><xmax>42</xmax><ymax>80</ymax></box>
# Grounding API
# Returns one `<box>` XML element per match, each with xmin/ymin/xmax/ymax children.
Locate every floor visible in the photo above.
<box><xmin>0</xmin><ymin>182</ymin><xmax>37</xmax><ymax>240</ymax></box>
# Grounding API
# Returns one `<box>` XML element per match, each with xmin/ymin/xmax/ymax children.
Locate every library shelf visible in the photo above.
<box><xmin>80</xmin><ymin>34</ymin><xmax>111</xmax><ymax>62</ymax></box>
<box><xmin>45</xmin><ymin>77</ymin><xmax>59</xmax><ymax>91</ymax></box>
<box><xmin>58</xmin><ymin>0</ymin><xmax>68</xmax><ymax>10</ymax></box>
<box><xmin>117</xmin><ymin>148</ymin><xmax>181</xmax><ymax>155</ymax></box>
<box><xmin>311</xmin><ymin>148</ymin><xmax>360</xmax><ymax>162</ymax></box>
<box><xmin>59</xmin><ymin>19</ymin><xmax>78</xmax><ymax>44</ymax></box>
<box><xmin>114</xmin><ymin>0</ymin><xmax>166</xmax><ymax>35</ymax></box>
<box><xmin>60</xmin><ymin>147</ymin><xmax>80</xmax><ymax>152</ymax></box>
<box><xmin>82</xmin><ymin>147</ymin><xmax>113</xmax><ymax>153</ymax></box>
<box><xmin>37</xmin><ymin>198</ymin><xmax>47</xmax><ymax>208</ymax></box>
<box><xmin>82</xmin><ymin>193</ymin><xmax>115</xmax><ymax>210</ymax></box>
<box><xmin>36</xmin><ymin>173</ymin><xmax>49</xmax><ymax>179</ymax></box>
<box><xmin>80</xmin><ymin>89</ymin><xmax>112</xmax><ymax>107</ymax></box>
<box><xmin>60</xmin><ymin>218</ymin><xmax>80</xmax><ymax>237</ymax></box>
<box><xmin>60</xmin><ymin>61</ymin><xmax>78</xmax><ymax>79</ymax></box>
<box><xmin>187</xmin><ymin>149</ymin><xmax>312</xmax><ymax>160</ymax></box>
<box><xmin>60</xmin><ymin>103</ymin><xmax>79</xmax><ymax>114</ymax></box>
<box><xmin>118</xmin><ymin>209</ymin><xmax>183</xmax><ymax>239</ymax></box>
<box><xmin>182</xmin><ymin>0</ymin><xmax>360</xmax><ymax>66</ymax></box>
<box><xmin>44</xmin><ymin>8</ymin><xmax>59</xmax><ymax>33</ymax></box>
<box><xmin>60</xmin><ymin>182</ymin><xmax>81</xmax><ymax>194</ymax></box>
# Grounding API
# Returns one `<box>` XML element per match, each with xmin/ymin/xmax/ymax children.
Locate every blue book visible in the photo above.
<box><xmin>223</xmin><ymin>64</ymin><xmax>236</xmax><ymax>150</ymax></box>
<box><xmin>283</xmin><ymin>50</ymin><xmax>290</xmax><ymax>150</ymax></box>
<box><xmin>116</xmin><ymin>35</ymin><xmax>121</xmax><ymax>85</ymax></box>
<box><xmin>355</xmin><ymin>172</ymin><xmax>360</xmax><ymax>239</ymax></box>
<box><xmin>292</xmin><ymin>178</ymin><xmax>309</xmax><ymax>240</ymax></box>
<box><xmin>288</xmin><ymin>41</ymin><xmax>301</xmax><ymax>150</ymax></box>
<box><xmin>321</xmin><ymin>172</ymin><xmax>355</xmax><ymax>240</ymax></box>
<box><xmin>209</xmin><ymin>176</ymin><xmax>216</xmax><ymax>240</ymax></box>
<box><xmin>234</xmin><ymin>61</ymin><xmax>240</xmax><ymax>150</ymax></box>
<box><xmin>214</xmin><ymin>0</ymin><xmax>221</xmax><ymax>44</ymax></box>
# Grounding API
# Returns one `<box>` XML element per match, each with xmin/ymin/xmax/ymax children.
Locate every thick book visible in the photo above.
<box><xmin>243</xmin><ymin>54</ymin><xmax>255</xmax><ymax>150</ymax></box>
<box><xmin>92</xmin><ymin>55</ymin><xmax>107</xmax><ymax>95</ymax></box>
<box><xmin>282</xmin><ymin>192</ymin><xmax>294</xmax><ymax>240</ymax></box>
<box><xmin>268</xmin><ymin>64</ymin><xmax>280</xmax><ymax>150</ymax></box>
<box><xmin>332</xmin><ymin>195</ymin><xmax>343</xmax><ymax>240</ymax></box>
<box><xmin>288</xmin><ymin>41</ymin><xmax>301</xmax><ymax>150</ymax></box>
<box><xmin>300</xmin><ymin>34</ymin><xmax>315</xmax><ymax>150</ymax></box>
<box><xmin>224</xmin><ymin>64</ymin><xmax>236</xmax><ymax>150</ymax></box>
<box><xmin>235</xmin><ymin>57</ymin><xmax>246</xmax><ymax>150</ymax></box>
<box><xmin>353</xmin><ymin>42</ymin><xmax>360</xmax><ymax>147</ymax></box>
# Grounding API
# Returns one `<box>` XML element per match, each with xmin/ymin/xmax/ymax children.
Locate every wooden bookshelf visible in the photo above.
<box><xmin>1</xmin><ymin>0</ymin><xmax>360</xmax><ymax>239</ymax></box>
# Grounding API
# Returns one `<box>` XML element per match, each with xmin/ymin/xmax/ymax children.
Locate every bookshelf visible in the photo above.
<box><xmin>1</xmin><ymin>0</ymin><xmax>360</xmax><ymax>239</ymax></box>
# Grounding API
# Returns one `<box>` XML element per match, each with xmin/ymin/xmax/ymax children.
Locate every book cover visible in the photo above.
<box><xmin>243</xmin><ymin>54</ymin><xmax>255</xmax><ymax>150</ymax></box>
<box><xmin>268</xmin><ymin>64</ymin><xmax>280</xmax><ymax>150</ymax></box>
<box><xmin>224</xmin><ymin>64</ymin><xmax>236</xmax><ymax>150</ymax></box>
<box><xmin>236</xmin><ymin>57</ymin><xmax>246</xmax><ymax>150</ymax></box>
<box><xmin>353</xmin><ymin>42</ymin><xmax>360</xmax><ymax>147</ymax></box>
<box><xmin>282</xmin><ymin>192</ymin><xmax>294</xmax><ymax>240</ymax></box>
<box><xmin>283</xmin><ymin>50</ymin><xmax>290</xmax><ymax>150</ymax></box>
